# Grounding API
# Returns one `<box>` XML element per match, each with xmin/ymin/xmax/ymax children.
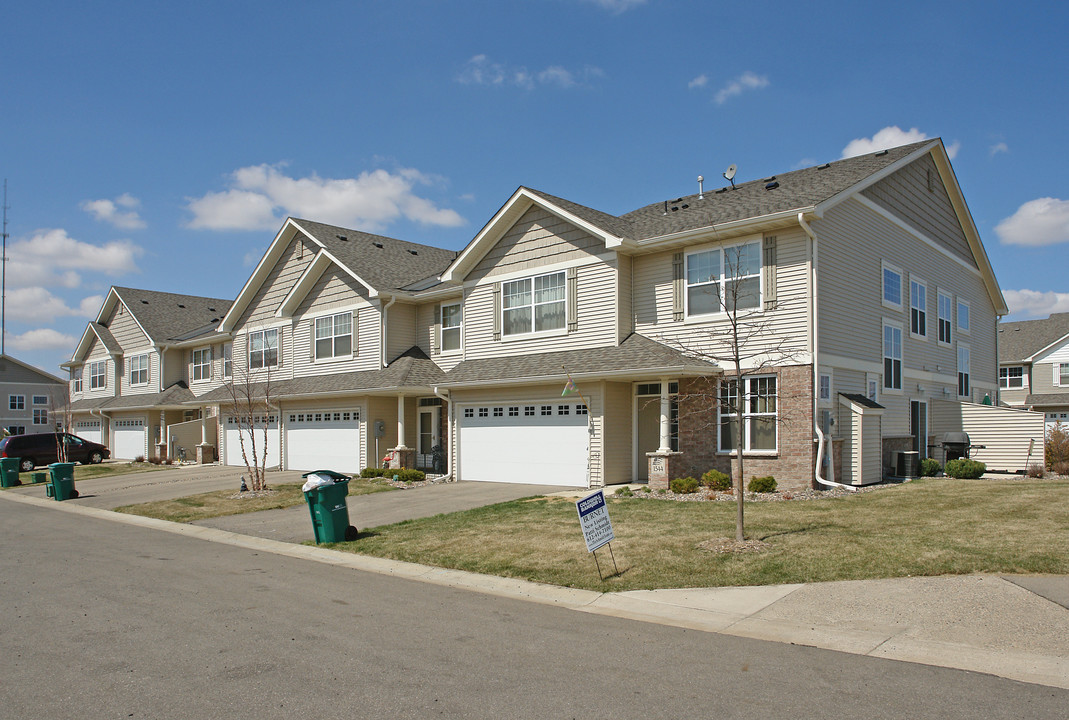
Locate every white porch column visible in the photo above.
<box><xmin>396</xmin><ymin>395</ymin><xmax>408</xmax><ymax>449</ymax></box>
<box><xmin>658</xmin><ymin>377</ymin><xmax>672</xmax><ymax>452</ymax></box>
<box><xmin>200</xmin><ymin>415</ymin><xmax>208</xmax><ymax>444</ymax></box>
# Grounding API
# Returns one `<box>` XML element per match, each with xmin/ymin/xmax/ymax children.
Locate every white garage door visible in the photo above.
<box><xmin>113</xmin><ymin>418</ymin><xmax>146</xmax><ymax>460</ymax></box>
<box><xmin>224</xmin><ymin>414</ymin><xmax>281</xmax><ymax>469</ymax></box>
<box><xmin>285</xmin><ymin>409</ymin><xmax>362</xmax><ymax>473</ymax></box>
<box><xmin>458</xmin><ymin>401</ymin><xmax>590</xmax><ymax>486</ymax></box>
<box><xmin>73</xmin><ymin>420</ymin><xmax>102</xmax><ymax>445</ymax></box>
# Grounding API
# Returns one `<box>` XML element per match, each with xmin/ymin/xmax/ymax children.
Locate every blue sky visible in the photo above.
<box><xmin>2</xmin><ymin>0</ymin><xmax>1067</xmax><ymax>375</ymax></box>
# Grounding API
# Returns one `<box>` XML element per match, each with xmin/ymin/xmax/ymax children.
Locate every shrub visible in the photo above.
<box><xmin>919</xmin><ymin>458</ymin><xmax>941</xmax><ymax>477</ymax></box>
<box><xmin>670</xmin><ymin>476</ymin><xmax>699</xmax><ymax>494</ymax></box>
<box><xmin>641</xmin><ymin>486</ymin><xmax>651</xmax><ymax>494</ymax></box>
<box><xmin>1054</xmin><ymin>461</ymin><xmax>1069</xmax><ymax>477</ymax></box>
<box><xmin>1047</xmin><ymin>423</ymin><xmax>1069</xmax><ymax>469</ymax></box>
<box><xmin>747</xmin><ymin>475</ymin><xmax>777</xmax><ymax>493</ymax></box>
<box><xmin>360</xmin><ymin>468</ymin><xmax>387</xmax><ymax>478</ymax></box>
<box><xmin>134</xmin><ymin>455</ymin><xmax>145</xmax><ymax>464</ymax></box>
<box><xmin>1026</xmin><ymin>463</ymin><xmax>1045</xmax><ymax>478</ymax></box>
<box><xmin>614</xmin><ymin>485</ymin><xmax>634</xmax><ymax>497</ymax></box>
<box><xmin>944</xmin><ymin>458</ymin><xmax>986</xmax><ymax>479</ymax></box>
<box><xmin>394</xmin><ymin>469</ymin><xmax>425</xmax><ymax>483</ymax></box>
<box><xmin>701</xmin><ymin>469</ymin><xmax>732</xmax><ymax>491</ymax></box>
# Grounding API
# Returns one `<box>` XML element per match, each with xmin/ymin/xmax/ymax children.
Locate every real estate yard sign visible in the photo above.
<box><xmin>576</xmin><ymin>490</ymin><xmax>614</xmax><ymax>553</ymax></box>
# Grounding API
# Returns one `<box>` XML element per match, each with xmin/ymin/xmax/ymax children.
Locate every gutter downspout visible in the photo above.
<box><xmin>380</xmin><ymin>295</ymin><xmax>396</xmax><ymax>368</ymax></box>
<box><xmin>799</xmin><ymin>212</ymin><xmax>855</xmax><ymax>491</ymax></box>
<box><xmin>433</xmin><ymin>386</ymin><xmax>454</xmax><ymax>481</ymax></box>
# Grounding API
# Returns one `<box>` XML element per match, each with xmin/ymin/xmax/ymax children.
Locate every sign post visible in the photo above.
<box><xmin>576</xmin><ymin>489</ymin><xmax>618</xmax><ymax>579</ymax></box>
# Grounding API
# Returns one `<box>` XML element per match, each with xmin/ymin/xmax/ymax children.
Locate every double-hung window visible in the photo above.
<box><xmin>223</xmin><ymin>343</ymin><xmax>233</xmax><ymax>378</ymax></box>
<box><xmin>72</xmin><ymin>368</ymin><xmax>83</xmax><ymax>393</ymax></box>
<box><xmin>315</xmin><ymin>312</ymin><xmax>353</xmax><ymax>360</ymax></box>
<box><xmin>957</xmin><ymin>299</ymin><xmax>970</xmax><ymax>334</ymax></box>
<box><xmin>441</xmin><ymin>303</ymin><xmax>462</xmax><ymax>352</ymax></box>
<box><xmin>192</xmin><ymin>348</ymin><xmax>211</xmax><ymax>381</ymax></box>
<box><xmin>33</xmin><ymin>408</ymin><xmax>48</xmax><ymax>425</ymax></box>
<box><xmin>999</xmin><ymin>366</ymin><xmax>1024</xmax><ymax>389</ymax></box>
<box><xmin>910</xmin><ymin>278</ymin><xmax>927</xmax><ymax>338</ymax></box>
<box><xmin>938</xmin><ymin>291</ymin><xmax>953</xmax><ymax>345</ymax></box>
<box><xmin>9</xmin><ymin>395</ymin><xmax>24</xmax><ymax>410</ymax></box>
<box><xmin>1059</xmin><ymin>363</ymin><xmax>1069</xmax><ymax>387</ymax></box>
<box><xmin>502</xmin><ymin>271</ymin><xmax>565</xmax><ymax>336</ymax></box>
<box><xmin>686</xmin><ymin>241</ymin><xmax>760</xmax><ymax>317</ymax></box>
<box><xmin>882</xmin><ymin>263</ymin><xmax>903</xmax><ymax>309</ymax></box>
<box><xmin>249</xmin><ymin>329</ymin><xmax>279</xmax><ymax>369</ymax></box>
<box><xmin>883</xmin><ymin>322</ymin><xmax>903</xmax><ymax>391</ymax></box>
<box><xmin>958</xmin><ymin>344</ymin><xmax>971</xmax><ymax>397</ymax></box>
<box><xmin>129</xmin><ymin>354</ymin><xmax>149</xmax><ymax>385</ymax></box>
<box><xmin>90</xmin><ymin>361</ymin><xmax>107</xmax><ymax>389</ymax></box>
<box><xmin>719</xmin><ymin>375</ymin><xmax>777</xmax><ymax>453</ymax></box>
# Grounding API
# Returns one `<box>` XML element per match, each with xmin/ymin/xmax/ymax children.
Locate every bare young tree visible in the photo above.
<box><xmin>663</xmin><ymin>240</ymin><xmax>805</xmax><ymax>541</ymax></box>
<box><xmin>51</xmin><ymin>377</ymin><xmax>74</xmax><ymax>463</ymax></box>
<box><xmin>223</xmin><ymin>349</ymin><xmax>275</xmax><ymax>493</ymax></box>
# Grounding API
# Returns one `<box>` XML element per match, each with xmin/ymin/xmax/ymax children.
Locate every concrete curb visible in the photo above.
<box><xmin>3</xmin><ymin>490</ymin><xmax>1066</xmax><ymax>689</ymax></box>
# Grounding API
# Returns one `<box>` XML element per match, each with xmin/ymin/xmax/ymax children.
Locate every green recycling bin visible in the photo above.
<box><xmin>46</xmin><ymin>463</ymin><xmax>78</xmax><ymax>501</ymax></box>
<box><xmin>0</xmin><ymin>457</ymin><xmax>21</xmax><ymax>488</ymax></box>
<box><xmin>302</xmin><ymin>471</ymin><xmax>358</xmax><ymax>543</ymax></box>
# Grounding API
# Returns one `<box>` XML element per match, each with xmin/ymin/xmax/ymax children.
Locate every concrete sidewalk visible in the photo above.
<box><xmin>2</xmin><ymin>475</ymin><xmax>1067</xmax><ymax>690</ymax></box>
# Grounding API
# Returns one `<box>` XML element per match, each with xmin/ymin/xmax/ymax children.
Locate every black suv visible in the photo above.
<box><xmin>0</xmin><ymin>433</ymin><xmax>110</xmax><ymax>472</ymax></box>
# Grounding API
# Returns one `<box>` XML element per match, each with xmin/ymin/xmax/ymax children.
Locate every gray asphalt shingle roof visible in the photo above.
<box><xmin>112</xmin><ymin>287</ymin><xmax>233</xmax><ymax>344</ymax></box>
<box><xmin>69</xmin><ymin>382</ymin><xmax>196</xmax><ymax>411</ymax></box>
<box><xmin>90</xmin><ymin>323</ymin><xmax>122</xmax><ymax>354</ymax></box>
<box><xmin>1024</xmin><ymin>393</ymin><xmax>1069</xmax><ymax>408</ymax></box>
<box><xmin>998</xmin><ymin>313</ymin><xmax>1069</xmax><ymax>362</ymax></box>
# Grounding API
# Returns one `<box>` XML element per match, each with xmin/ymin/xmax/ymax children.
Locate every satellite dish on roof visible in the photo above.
<box><xmin>723</xmin><ymin>164</ymin><xmax>737</xmax><ymax>189</ymax></box>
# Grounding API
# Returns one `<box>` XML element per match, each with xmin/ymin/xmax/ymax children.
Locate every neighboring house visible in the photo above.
<box><xmin>65</xmin><ymin>138</ymin><xmax>1008</xmax><ymax>488</ymax></box>
<box><xmin>997</xmin><ymin>312</ymin><xmax>1069</xmax><ymax>431</ymax></box>
<box><xmin>63</xmin><ymin>287</ymin><xmax>233</xmax><ymax>460</ymax></box>
<box><xmin>0</xmin><ymin>355</ymin><xmax>65</xmax><ymax>435</ymax></box>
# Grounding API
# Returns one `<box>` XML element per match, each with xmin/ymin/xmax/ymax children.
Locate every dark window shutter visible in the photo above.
<box><xmin>672</xmin><ymin>252</ymin><xmax>684</xmax><ymax>321</ymax></box>
<box><xmin>763</xmin><ymin>236</ymin><xmax>777</xmax><ymax>310</ymax></box>
<box><xmin>432</xmin><ymin>303</ymin><xmax>441</xmax><ymax>355</ymax></box>
<box><xmin>567</xmin><ymin>268</ymin><xmax>578</xmax><ymax>332</ymax></box>
<box><xmin>352</xmin><ymin>310</ymin><xmax>358</xmax><ymax>356</ymax></box>
<box><xmin>276</xmin><ymin>328</ymin><xmax>283</xmax><ymax>367</ymax></box>
<box><xmin>310</xmin><ymin>319</ymin><xmax>316</xmax><ymax>360</ymax></box>
<box><xmin>492</xmin><ymin>283</ymin><xmax>501</xmax><ymax>341</ymax></box>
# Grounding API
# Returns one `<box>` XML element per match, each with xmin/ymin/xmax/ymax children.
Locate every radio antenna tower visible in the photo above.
<box><xmin>1</xmin><ymin>179</ymin><xmax>7</xmax><ymax>356</ymax></box>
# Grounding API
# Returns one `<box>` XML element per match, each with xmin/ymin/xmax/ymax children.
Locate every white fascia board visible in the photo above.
<box><xmin>166</xmin><ymin>331</ymin><xmax>233</xmax><ymax>350</ymax></box>
<box><xmin>222</xmin><ymin>219</ymin><xmax>321</xmax><ymax>331</ymax></box>
<box><xmin>1029</xmin><ymin>334</ymin><xmax>1069</xmax><ymax>363</ymax></box>
<box><xmin>437</xmin><ymin>364</ymin><xmax>720</xmax><ymax>389</ymax></box>
<box><xmin>442</xmin><ymin>188</ymin><xmax>624</xmax><ymax>282</ymax></box>
<box><xmin>635</xmin><ymin>208</ymin><xmax>810</xmax><ymax>249</ymax></box>
<box><xmin>69</xmin><ymin>324</ymin><xmax>100</xmax><ymax>364</ymax></box>
<box><xmin>813</xmin><ymin>141</ymin><xmax>940</xmax><ymax>218</ymax></box>
<box><xmin>411</xmin><ymin>283</ymin><xmax>464</xmax><ymax>302</ymax></box>
<box><xmin>93</xmin><ymin>287</ymin><xmax>120</xmax><ymax>325</ymax></box>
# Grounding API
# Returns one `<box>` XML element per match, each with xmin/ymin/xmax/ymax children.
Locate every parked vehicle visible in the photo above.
<box><xmin>0</xmin><ymin>433</ymin><xmax>110</xmax><ymax>472</ymax></box>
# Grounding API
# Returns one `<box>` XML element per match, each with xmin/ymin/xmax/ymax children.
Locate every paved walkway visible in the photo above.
<box><xmin>3</xmin><ymin>467</ymin><xmax>1067</xmax><ymax>690</ymax></box>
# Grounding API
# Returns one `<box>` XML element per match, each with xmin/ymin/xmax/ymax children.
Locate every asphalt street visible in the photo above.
<box><xmin>2</xmin><ymin>499</ymin><xmax>1066</xmax><ymax>719</ymax></box>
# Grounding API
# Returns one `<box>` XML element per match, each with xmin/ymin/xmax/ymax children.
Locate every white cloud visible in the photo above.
<box><xmin>1003</xmin><ymin>289</ymin><xmax>1069</xmax><ymax>319</ymax></box>
<box><xmin>840</xmin><ymin>126</ymin><xmax>958</xmax><ymax>159</ymax></box>
<box><xmin>3</xmin><ymin>287</ymin><xmax>99</xmax><ymax>324</ymax></box>
<box><xmin>713</xmin><ymin>72</ymin><xmax>769</xmax><ymax>105</ymax></box>
<box><xmin>995</xmin><ymin>197</ymin><xmax>1069</xmax><ymax>247</ymax></box>
<box><xmin>580</xmin><ymin>0</ymin><xmax>647</xmax><ymax>12</ymax></box>
<box><xmin>81</xmin><ymin>193</ymin><xmax>146</xmax><ymax>230</ymax></box>
<box><xmin>7</xmin><ymin>229</ymin><xmax>142</xmax><ymax>290</ymax></box>
<box><xmin>6</xmin><ymin>328</ymin><xmax>79</xmax><ymax>352</ymax></box>
<box><xmin>457</xmin><ymin>55</ymin><xmax>603</xmax><ymax>90</ymax></box>
<box><xmin>688</xmin><ymin>74</ymin><xmax>708</xmax><ymax>89</ymax></box>
<box><xmin>186</xmin><ymin>165</ymin><xmax>466</xmax><ymax>233</ymax></box>
<box><xmin>990</xmin><ymin>142</ymin><xmax>1009</xmax><ymax>156</ymax></box>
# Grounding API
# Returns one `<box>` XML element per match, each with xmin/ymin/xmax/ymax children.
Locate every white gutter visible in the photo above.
<box><xmin>380</xmin><ymin>295</ymin><xmax>396</xmax><ymax>368</ymax></box>
<box><xmin>432</xmin><ymin>386</ymin><xmax>454</xmax><ymax>481</ymax></box>
<box><xmin>799</xmin><ymin>212</ymin><xmax>855</xmax><ymax>492</ymax></box>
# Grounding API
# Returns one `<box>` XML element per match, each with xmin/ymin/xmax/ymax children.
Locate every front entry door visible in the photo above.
<box><xmin>636</xmin><ymin>399</ymin><xmax>660</xmax><ymax>481</ymax></box>
<box><xmin>418</xmin><ymin>408</ymin><xmax>439</xmax><ymax>470</ymax></box>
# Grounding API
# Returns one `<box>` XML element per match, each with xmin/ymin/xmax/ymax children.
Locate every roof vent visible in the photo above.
<box><xmin>715</xmin><ymin>187</ymin><xmax>728</xmax><ymax>194</ymax></box>
<box><xmin>764</xmin><ymin>175</ymin><xmax>777</xmax><ymax>183</ymax></box>
<box><xmin>408</xmin><ymin>249</ymin><xmax>418</xmax><ymax>255</ymax></box>
<box><xmin>818</xmin><ymin>163</ymin><xmax>830</xmax><ymax>170</ymax></box>
<box><xmin>681</xmin><ymin>204</ymin><xmax>689</xmax><ymax>209</ymax></box>
<box><xmin>208</xmin><ymin>307</ymin><xmax>215</xmax><ymax>312</ymax></box>
<box><xmin>177</xmin><ymin>304</ymin><xmax>186</xmax><ymax>308</ymax></box>
<box><xmin>765</xmin><ymin>181</ymin><xmax>779</xmax><ymax>191</ymax></box>
<box><xmin>336</xmin><ymin>234</ymin><xmax>347</xmax><ymax>241</ymax></box>
<box><xmin>697</xmin><ymin>175</ymin><xmax>704</xmax><ymax>199</ymax></box>
<box><xmin>141</xmin><ymin>300</ymin><xmax>148</xmax><ymax>304</ymax></box>
<box><xmin>875</xmin><ymin>149</ymin><xmax>889</xmax><ymax>156</ymax></box>
<box><xmin>373</xmin><ymin>242</ymin><xmax>384</xmax><ymax>249</ymax></box>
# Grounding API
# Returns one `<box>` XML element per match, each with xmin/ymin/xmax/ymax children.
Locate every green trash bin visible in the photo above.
<box><xmin>46</xmin><ymin>463</ymin><xmax>78</xmax><ymax>501</ymax></box>
<box><xmin>302</xmin><ymin>471</ymin><xmax>358</xmax><ymax>543</ymax></box>
<box><xmin>0</xmin><ymin>457</ymin><xmax>21</xmax><ymax>487</ymax></box>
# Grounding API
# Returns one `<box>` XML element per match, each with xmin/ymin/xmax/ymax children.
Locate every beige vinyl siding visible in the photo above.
<box><xmin>291</xmin><ymin>301</ymin><xmax>379</xmax><ymax>377</ymax></box>
<box><xmin>601</xmin><ymin>381</ymin><xmax>632</xmax><ymax>484</ymax></box>
<box><xmin>162</xmin><ymin>347</ymin><xmax>187</xmax><ymax>388</ymax></box>
<box><xmin>107</xmin><ymin>303</ymin><xmax>150</xmax><ymax>348</ymax></box>
<box><xmin>296</xmin><ymin>265</ymin><xmax>371</xmax><ymax>315</ymax></box>
<box><xmin>120</xmin><ymin>350</ymin><xmax>158</xmax><ymax>396</ymax></box>
<box><xmin>469</xmin><ymin>205</ymin><xmax>606</xmax><ymax>283</ymax></box>
<box><xmin>930</xmin><ymin>399</ymin><xmax>1044</xmax><ymax>472</ymax></box>
<box><xmin>616</xmin><ymin>253</ymin><xmax>633</xmax><ymax>342</ymax></box>
<box><xmin>862</xmin><ymin>154</ymin><xmax>976</xmax><ymax>268</ymax></box>
<box><xmin>632</xmin><ymin>230</ymin><xmax>810</xmax><ymax>365</ymax></box>
<box><xmin>366</xmin><ymin>396</ymin><xmax>417</xmax><ymax>452</ymax></box>
<box><xmin>82</xmin><ymin>338</ymin><xmax>114</xmax><ymax>400</ymax></box>
<box><xmin>386</xmin><ymin>302</ymin><xmax>418</xmax><ymax>362</ymax></box>
<box><xmin>1032</xmin><ymin>342</ymin><xmax>1069</xmax><ymax>393</ymax></box>
<box><xmin>235</xmin><ymin>236</ymin><xmax>316</xmax><ymax>328</ymax></box>
<box><xmin>463</xmin><ymin>259</ymin><xmax>618</xmax><ymax>360</ymax></box>
<box><xmin>999</xmin><ymin>385</ymin><xmax>1029</xmax><ymax>407</ymax></box>
<box><xmin>416</xmin><ymin>302</ymin><xmax>435</xmax><ymax>355</ymax></box>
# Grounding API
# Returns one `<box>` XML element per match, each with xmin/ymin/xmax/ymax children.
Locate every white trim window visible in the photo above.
<box><xmin>883</xmin><ymin>321</ymin><xmax>903</xmax><ymax>391</ymax></box>
<box><xmin>315</xmin><ymin>312</ymin><xmax>353</xmax><ymax>360</ymax></box>
<box><xmin>223</xmin><ymin>343</ymin><xmax>233</xmax><ymax>378</ymax></box>
<box><xmin>882</xmin><ymin>262</ymin><xmax>903</xmax><ymax>310</ymax></box>
<box><xmin>818</xmin><ymin>371</ymin><xmax>832</xmax><ymax>405</ymax></box>
<box><xmin>957</xmin><ymin>299</ymin><xmax>970</xmax><ymax>334</ymax></box>
<box><xmin>958</xmin><ymin>344</ymin><xmax>971</xmax><ymax>398</ymax></box>
<box><xmin>129</xmin><ymin>354</ymin><xmax>149</xmax><ymax>386</ymax></box>
<box><xmin>33</xmin><ymin>408</ymin><xmax>48</xmax><ymax>425</ymax></box>
<box><xmin>72</xmin><ymin>368</ymin><xmax>83</xmax><ymax>393</ymax></box>
<box><xmin>686</xmin><ymin>241</ymin><xmax>761</xmax><ymax>317</ymax></box>
<box><xmin>9</xmin><ymin>395</ymin><xmax>24</xmax><ymax>410</ymax></box>
<box><xmin>719</xmin><ymin>375</ymin><xmax>777</xmax><ymax>453</ymax></box>
<box><xmin>866</xmin><ymin>373</ymin><xmax>880</xmax><ymax>404</ymax></box>
<box><xmin>33</xmin><ymin>395</ymin><xmax>47</xmax><ymax>405</ymax></box>
<box><xmin>249</xmin><ymin>329</ymin><xmax>279</xmax><ymax>369</ymax></box>
<box><xmin>192</xmin><ymin>348</ymin><xmax>212</xmax><ymax>381</ymax></box>
<box><xmin>502</xmin><ymin>271</ymin><xmax>565</xmax><ymax>336</ymax></box>
<box><xmin>1058</xmin><ymin>363</ymin><xmax>1069</xmax><ymax>387</ymax></box>
<box><xmin>938</xmin><ymin>291</ymin><xmax>953</xmax><ymax>345</ymax></box>
<box><xmin>90</xmin><ymin>360</ymin><xmax>107</xmax><ymax>389</ymax></box>
<box><xmin>910</xmin><ymin>278</ymin><xmax>927</xmax><ymax>338</ymax></box>
<box><xmin>999</xmin><ymin>366</ymin><xmax>1025</xmax><ymax>389</ymax></box>
<box><xmin>441</xmin><ymin>302</ymin><xmax>462</xmax><ymax>352</ymax></box>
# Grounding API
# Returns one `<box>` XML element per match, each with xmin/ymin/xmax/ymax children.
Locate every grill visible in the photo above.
<box><xmin>940</xmin><ymin>432</ymin><xmax>980</xmax><ymax>462</ymax></box>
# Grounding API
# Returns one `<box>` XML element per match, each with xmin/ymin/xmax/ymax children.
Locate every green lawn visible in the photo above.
<box><xmin>114</xmin><ymin>478</ymin><xmax>395</xmax><ymax>523</ymax></box>
<box><xmin>325</xmin><ymin>477</ymin><xmax>1069</xmax><ymax>592</ymax></box>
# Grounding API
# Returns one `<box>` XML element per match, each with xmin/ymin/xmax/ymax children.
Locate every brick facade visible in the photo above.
<box><xmin>674</xmin><ymin>364</ymin><xmax>815</xmax><ymax>491</ymax></box>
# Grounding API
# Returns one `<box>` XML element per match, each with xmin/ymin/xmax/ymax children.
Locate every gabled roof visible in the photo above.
<box><xmin>0</xmin><ymin>354</ymin><xmax>65</xmax><ymax>385</ymax></box>
<box><xmin>109</xmin><ymin>287</ymin><xmax>232</xmax><ymax>344</ymax></box>
<box><xmin>69</xmin><ymin>381</ymin><xmax>196</xmax><ymax>411</ymax></box>
<box><xmin>998</xmin><ymin>313</ymin><xmax>1069</xmax><ymax>363</ymax></box>
<box><xmin>67</xmin><ymin>322</ymin><xmax>123</xmax><ymax>365</ymax></box>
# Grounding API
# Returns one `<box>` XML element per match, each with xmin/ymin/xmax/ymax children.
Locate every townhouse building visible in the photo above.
<box><xmin>0</xmin><ymin>354</ymin><xmax>65</xmax><ymax>436</ymax></box>
<box><xmin>997</xmin><ymin>313</ymin><xmax>1069</xmax><ymax>431</ymax></box>
<box><xmin>64</xmin><ymin>139</ymin><xmax>1006</xmax><ymax>489</ymax></box>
